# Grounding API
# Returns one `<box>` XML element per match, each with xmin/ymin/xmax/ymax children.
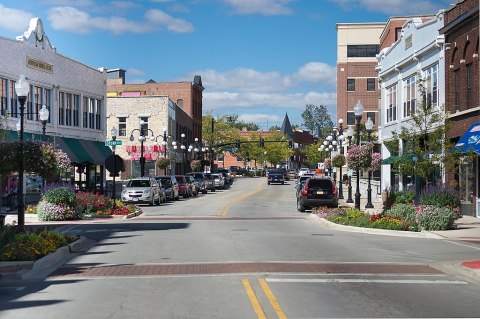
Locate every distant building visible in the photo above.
<box><xmin>106</xmin><ymin>70</ymin><xmax>203</xmax><ymax>175</ymax></box>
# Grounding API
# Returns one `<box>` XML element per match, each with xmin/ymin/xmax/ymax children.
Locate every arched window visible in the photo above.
<box><xmin>462</xmin><ymin>41</ymin><xmax>471</xmax><ymax>62</ymax></box>
<box><xmin>451</xmin><ymin>47</ymin><xmax>458</xmax><ymax>67</ymax></box>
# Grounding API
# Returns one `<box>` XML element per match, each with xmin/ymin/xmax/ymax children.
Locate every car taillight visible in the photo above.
<box><xmin>331</xmin><ymin>180</ymin><xmax>337</xmax><ymax>196</ymax></box>
<box><xmin>301</xmin><ymin>183</ymin><xmax>308</xmax><ymax>196</ymax></box>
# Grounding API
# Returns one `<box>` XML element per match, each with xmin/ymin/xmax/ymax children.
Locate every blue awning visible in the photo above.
<box><xmin>454</xmin><ymin>123</ymin><xmax>480</xmax><ymax>154</ymax></box>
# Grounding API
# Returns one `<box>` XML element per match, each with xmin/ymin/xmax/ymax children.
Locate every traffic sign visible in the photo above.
<box><xmin>105</xmin><ymin>140</ymin><xmax>123</xmax><ymax>146</ymax></box>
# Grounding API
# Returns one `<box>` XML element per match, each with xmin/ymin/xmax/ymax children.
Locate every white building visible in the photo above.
<box><xmin>0</xmin><ymin>18</ymin><xmax>111</xmax><ymax>194</ymax></box>
<box><xmin>377</xmin><ymin>12</ymin><xmax>446</xmax><ymax>191</ymax></box>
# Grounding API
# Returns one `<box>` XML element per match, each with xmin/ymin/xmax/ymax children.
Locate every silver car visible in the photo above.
<box><xmin>211</xmin><ymin>173</ymin><xmax>225</xmax><ymax>190</ymax></box>
<box><xmin>121</xmin><ymin>177</ymin><xmax>160</xmax><ymax>206</ymax></box>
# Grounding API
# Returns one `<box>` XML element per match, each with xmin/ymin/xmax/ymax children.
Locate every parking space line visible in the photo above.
<box><xmin>259</xmin><ymin>278</ymin><xmax>287</xmax><ymax>319</ymax></box>
<box><xmin>242</xmin><ymin>279</ymin><xmax>267</xmax><ymax>319</ymax></box>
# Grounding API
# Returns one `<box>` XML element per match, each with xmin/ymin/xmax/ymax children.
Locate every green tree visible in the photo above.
<box><xmin>202</xmin><ymin>112</ymin><xmax>240</xmax><ymax>163</ymax></box>
<box><xmin>304</xmin><ymin>141</ymin><xmax>327</xmax><ymax>168</ymax></box>
<box><xmin>301</xmin><ymin>104</ymin><xmax>333</xmax><ymax>137</ymax></box>
<box><xmin>263</xmin><ymin>132</ymin><xmax>292</xmax><ymax>167</ymax></box>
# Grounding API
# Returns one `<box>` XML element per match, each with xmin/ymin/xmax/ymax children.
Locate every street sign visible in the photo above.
<box><xmin>105</xmin><ymin>140</ymin><xmax>123</xmax><ymax>146</ymax></box>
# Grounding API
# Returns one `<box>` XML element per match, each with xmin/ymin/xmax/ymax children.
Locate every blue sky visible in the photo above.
<box><xmin>0</xmin><ymin>0</ymin><xmax>451</xmax><ymax>130</ymax></box>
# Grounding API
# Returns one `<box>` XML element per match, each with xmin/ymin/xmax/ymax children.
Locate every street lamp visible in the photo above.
<box><xmin>39</xmin><ymin>105</ymin><xmax>49</xmax><ymax>135</ymax></box>
<box><xmin>365</xmin><ymin>117</ymin><xmax>374</xmax><ymax>209</ymax></box>
<box><xmin>346</xmin><ymin>125</ymin><xmax>354</xmax><ymax>203</ymax></box>
<box><xmin>337</xmin><ymin>119</ymin><xmax>345</xmax><ymax>199</ymax></box>
<box><xmin>353</xmin><ymin>100</ymin><xmax>364</xmax><ymax>210</ymax></box>
<box><xmin>180</xmin><ymin>133</ymin><xmax>186</xmax><ymax>174</ymax></box>
<box><xmin>14</xmin><ymin>75</ymin><xmax>30</xmax><ymax>229</ymax></box>
<box><xmin>110</xmin><ymin>127</ymin><xmax>118</xmax><ymax>210</ymax></box>
<box><xmin>129</xmin><ymin>120</ymin><xmax>154</xmax><ymax>177</ymax></box>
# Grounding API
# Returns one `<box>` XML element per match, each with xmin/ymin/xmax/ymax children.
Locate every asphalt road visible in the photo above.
<box><xmin>1</xmin><ymin>177</ymin><xmax>480</xmax><ymax>318</ymax></box>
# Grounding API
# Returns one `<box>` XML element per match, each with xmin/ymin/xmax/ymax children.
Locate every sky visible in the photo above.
<box><xmin>0</xmin><ymin>0</ymin><xmax>451</xmax><ymax>130</ymax></box>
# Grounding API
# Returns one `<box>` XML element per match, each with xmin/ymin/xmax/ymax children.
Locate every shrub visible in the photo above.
<box><xmin>0</xmin><ymin>228</ymin><xmax>75</xmax><ymax>261</ymax></box>
<box><xmin>385</xmin><ymin>203</ymin><xmax>416</xmax><ymax>222</ymax></box>
<box><xmin>76</xmin><ymin>191</ymin><xmax>112</xmax><ymax>215</ymax></box>
<box><xmin>420</xmin><ymin>184</ymin><xmax>461</xmax><ymax>209</ymax></box>
<box><xmin>415</xmin><ymin>205</ymin><xmax>460</xmax><ymax>231</ymax></box>
<box><xmin>394</xmin><ymin>191</ymin><xmax>415</xmax><ymax>204</ymax></box>
<box><xmin>42</xmin><ymin>186</ymin><xmax>77</xmax><ymax>208</ymax></box>
<box><xmin>36</xmin><ymin>200</ymin><xmax>80</xmax><ymax>221</ymax></box>
<box><xmin>314</xmin><ymin>206</ymin><xmax>347</xmax><ymax>219</ymax></box>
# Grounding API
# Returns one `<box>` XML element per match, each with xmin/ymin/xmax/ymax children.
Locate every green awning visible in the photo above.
<box><xmin>93</xmin><ymin>141</ymin><xmax>113</xmax><ymax>158</ymax></box>
<box><xmin>79</xmin><ymin>140</ymin><xmax>112</xmax><ymax>165</ymax></box>
<box><xmin>61</xmin><ymin>137</ymin><xmax>94</xmax><ymax>164</ymax></box>
<box><xmin>4</xmin><ymin>130</ymin><xmax>53</xmax><ymax>142</ymax></box>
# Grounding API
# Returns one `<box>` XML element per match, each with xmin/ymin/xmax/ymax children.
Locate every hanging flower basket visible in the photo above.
<box><xmin>156</xmin><ymin>157</ymin><xmax>170</xmax><ymax>169</ymax></box>
<box><xmin>331</xmin><ymin>154</ymin><xmax>346</xmax><ymax>167</ymax></box>
<box><xmin>347</xmin><ymin>144</ymin><xmax>380</xmax><ymax>171</ymax></box>
<box><xmin>190</xmin><ymin>160</ymin><xmax>202</xmax><ymax>171</ymax></box>
<box><xmin>371</xmin><ymin>152</ymin><xmax>381</xmax><ymax>171</ymax></box>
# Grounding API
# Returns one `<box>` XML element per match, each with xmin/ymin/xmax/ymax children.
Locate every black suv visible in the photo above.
<box><xmin>297</xmin><ymin>176</ymin><xmax>338</xmax><ymax>212</ymax></box>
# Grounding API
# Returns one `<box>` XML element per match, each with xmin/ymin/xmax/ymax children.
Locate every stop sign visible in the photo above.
<box><xmin>105</xmin><ymin>154</ymin><xmax>124</xmax><ymax>174</ymax></box>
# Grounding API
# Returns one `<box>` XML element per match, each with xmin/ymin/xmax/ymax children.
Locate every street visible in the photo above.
<box><xmin>1</xmin><ymin>177</ymin><xmax>480</xmax><ymax>318</ymax></box>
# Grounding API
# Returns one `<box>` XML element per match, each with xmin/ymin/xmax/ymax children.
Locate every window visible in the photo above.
<box><xmin>95</xmin><ymin>99</ymin><xmax>101</xmax><ymax>130</ymax></box>
<box><xmin>33</xmin><ymin>86</ymin><xmax>42</xmax><ymax>121</ymax></box>
<box><xmin>424</xmin><ymin>64</ymin><xmax>438</xmax><ymax>109</ymax></box>
<box><xmin>88</xmin><ymin>99</ymin><xmax>94</xmax><ymax>129</ymax></box>
<box><xmin>9</xmin><ymin>80</ymin><xmax>17</xmax><ymax>118</ymax></box>
<box><xmin>58</xmin><ymin>92</ymin><xmax>65</xmax><ymax>125</ymax></box>
<box><xmin>118</xmin><ymin>117</ymin><xmax>127</xmax><ymax>137</ymax></box>
<box><xmin>454</xmin><ymin>69</ymin><xmax>460</xmax><ymax>112</ymax></box>
<box><xmin>66</xmin><ymin>93</ymin><xmax>72</xmax><ymax>126</ymax></box>
<box><xmin>367</xmin><ymin>78</ymin><xmax>375</xmax><ymax>91</ymax></box>
<box><xmin>73</xmin><ymin>94</ymin><xmax>79</xmax><ymax>126</ymax></box>
<box><xmin>347</xmin><ymin>78</ymin><xmax>355</xmax><ymax>92</ymax></box>
<box><xmin>27</xmin><ymin>85</ymin><xmax>33</xmax><ymax>121</ymax></box>
<box><xmin>403</xmin><ymin>76</ymin><xmax>416</xmax><ymax>117</ymax></box>
<box><xmin>386</xmin><ymin>84</ymin><xmax>397</xmax><ymax>123</ymax></box>
<box><xmin>140</xmin><ymin>116</ymin><xmax>149</xmax><ymax>133</ymax></box>
<box><xmin>366</xmin><ymin>112</ymin><xmax>375</xmax><ymax>125</ymax></box>
<box><xmin>0</xmin><ymin>78</ymin><xmax>6</xmax><ymax>116</ymax></box>
<box><xmin>466</xmin><ymin>63</ymin><xmax>472</xmax><ymax>109</ymax></box>
<box><xmin>44</xmin><ymin>89</ymin><xmax>51</xmax><ymax>124</ymax></box>
<box><xmin>347</xmin><ymin>112</ymin><xmax>355</xmax><ymax>125</ymax></box>
<box><xmin>83</xmin><ymin>97</ymin><xmax>88</xmax><ymax>128</ymax></box>
<box><xmin>347</xmin><ymin>45</ymin><xmax>380</xmax><ymax>57</ymax></box>
<box><xmin>395</xmin><ymin>27</ymin><xmax>402</xmax><ymax>42</ymax></box>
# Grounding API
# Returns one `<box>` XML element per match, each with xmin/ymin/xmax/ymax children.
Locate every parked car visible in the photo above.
<box><xmin>218</xmin><ymin>168</ymin><xmax>233</xmax><ymax>185</ymax></box>
<box><xmin>187</xmin><ymin>175</ymin><xmax>199</xmax><ymax>196</ymax></box>
<box><xmin>297</xmin><ymin>176</ymin><xmax>338</xmax><ymax>212</ymax></box>
<box><xmin>155</xmin><ymin>176</ymin><xmax>180</xmax><ymax>201</ymax></box>
<box><xmin>175</xmin><ymin>175</ymin><xmax>193</xmax><ymax>198</ymax></box>
<box><xmin>186</xmin><ymin>172</ymin><xmax>208</xmax><ymax>194</ymax></box>
<box><xmin>203</xmin><ymin>173</ymin><xmax>216</xmax><ymax>192</ymax></box>
<box><xmin>121</xmin><ymin>177</ymin><xmax>160</xmax><ymax>206</ymax></box>
<box><xmin>295</xmin><ymin>175</ymin><xmax>312</xmax><ymax>199</ymax></box>
<box><xmin>229</xmin><ymin>166</ymin><xmax>246</xmax><ymax>176</ymax></box>
<box><xmin>298</xmin><ymin>168</ymin><xmax>310</xmax><ymax>177</ymax></box>
<box><xmin>155</xmin><ymin>179</ymin><xmax>167</xmax><ymax>203</ymax></box>
<box><xmin>267</xmin><ymin>169</ymin><xmax>285</xmax><ymax>185</ymax></box>
<box><xmin>211</xmin><ymin>173</ymin><xmax>225</xmax><ymax>189</ymax></box>
<box><xmin>288</xmin><ymin>169</ymin><xmax>298</xmax><ymax>179</ymax></box>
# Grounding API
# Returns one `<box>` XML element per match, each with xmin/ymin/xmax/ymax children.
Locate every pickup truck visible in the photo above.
<box><xmin>267</xmin><ymin>169</ymin><xmax>285</xmax><ymax>185</ymax></box>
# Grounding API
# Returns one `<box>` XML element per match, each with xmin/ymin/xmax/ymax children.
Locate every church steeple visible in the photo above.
<box><xmin>280</xmin><ymin>112</ymin><xmax>294</xmax><ymax>139</ymax></box>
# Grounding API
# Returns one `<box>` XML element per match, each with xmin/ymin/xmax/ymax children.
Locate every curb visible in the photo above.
<box><xmin>308</xmin><ymin>214</ymin><xmax>444</xmax><ymax>239</ymax></box>
<box><xmin>431</xmin><ymin>260</ymin><xmax>480</xmax><ymax>284</ymax></box>
<box><xmin>20</xmin><ymin>236</ymin><xmax>96</xmax><ymax>281</ymax></box>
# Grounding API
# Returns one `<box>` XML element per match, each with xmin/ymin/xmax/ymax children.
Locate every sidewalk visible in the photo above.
<box><xmin>332</xmin><ymin>180</ymin><xmax>480</xmax><ymax>283</ymax></box>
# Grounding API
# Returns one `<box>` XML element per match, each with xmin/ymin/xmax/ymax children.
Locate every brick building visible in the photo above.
<box><xmin>106</xmin><ymin>70</ymin><xmax>203</xmax><ymax>176</ymax></box>
<box><xmin>336</xmin><ymin>23</ymin><xmax>385</xmax><ymax>129</ymax></box>
<box><xmin>440</xmin><ymin>0</ymin><xmax>479</xmax><ymax>216</ymax></box>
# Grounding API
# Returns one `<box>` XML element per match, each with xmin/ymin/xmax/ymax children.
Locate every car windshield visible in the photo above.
<box><xmin>158</xmin><ymin>178</ymin><xmax>171</xmax><ymax>187</ymax></box>
<box><xmin>127</xmin><ymin>179</ymin><xmax>150</xmax><ymax>187</ymax></box>
<box><xmin>308</xmin><ymin>179</ymin><xmax>333</xmax><ymax>190</ymax></box>
<box><xmin>176</xmin><ymin>176</ymin><xmax>186</xmax><ymax>183</ymax></box>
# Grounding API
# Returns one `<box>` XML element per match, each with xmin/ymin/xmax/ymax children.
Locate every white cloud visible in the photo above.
<box><xmin>290</xmin><ymin>62</ymin><xmax>336</xmax><ymax>86</ymax></box>
<box><xmin>220</xmin><ymin>0</ymin><xmax>294</xmax><ymax>16</ymax></box>
<box><xmin>0</xmin><ymin>5</ymin><xmax>34</xmax><ymax>32</ymax></box>
<box><xmin>330</xmin><ymin>0</ymin><xmax>447</xmax><ymax>15</ymax></box>
<box><xmin>47</xmin><ymin>6</ymin><xmax>193</xmax><ymax>34</ymax></box>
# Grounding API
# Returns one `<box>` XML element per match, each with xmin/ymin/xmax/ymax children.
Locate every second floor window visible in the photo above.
<box><xmin>403</xmin><ymin>76</ymin><xmax>416</xmax><ymax>117</ymax></box>
<box><xmin>386</xmin><ymin>84</ymin><xmax>397</xmax><ymax>123</ymax></box>
<box><xmin>118</xmin><ymin>117</ymin><xmax>127</xmax><ymax>137</ymax></box>
<box><xmin>424</xmin><ymin>64</ymin><xmax>438</xmax><ymax>109</ymax></box>
<box><xmin>466</xmin><ymin>63</ymin><xmax>472</xmax><ymax>109</ymax></box>
<box><xmin>140</xmin><ymin>117</ymin><xmax>149</xmax><ymax>135</ymax></box>
<box><xmin>58</xmin><ymin>92</ymin><xmax>65</xmax><ymax>125</ymax></box>
<box><xmin>367</xmin><ymin>78</ymin><xmax>375</xmax><ymax>91</ymax></box>
<box><xmin>347</xmin><ymin>79</ymin><xmax>355</xmax><ymax>92</ymax></box>
<box><xmin>347</xmin><ymin>112</ymin><xmax>355</xmax><ymax>125</ymax></box>
<box><xmin>454</xmin><ymin>69</ymin><xmax>460</xmax><ymax>112</ymax></box>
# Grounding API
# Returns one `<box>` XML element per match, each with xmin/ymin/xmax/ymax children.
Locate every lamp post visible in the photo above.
<box><xmin>353</xmin><ymin>100</ymin><xmax>364</xmax><ymax>210</ymax></box>
<box><xmin>346</xmin><ymin>125</ymin><xmax>354</xmax><ymax>203</ymax></box>
<box><xmin>14</xmin><ymin>75</ymin><xmax>29</xmax><ymax>229</ymax></box>
<box><xmin>337</xmin><ymin>119</ymin><xmax>345</xmax><ymax>199</ymax></box>
<box><xmin>129</xmin><ymin>120</ymin><xmax>154</xmax><ymax>177</ymax></box>
<box><xmin>365</xmin><ymin>117</ymin><xmax>374</xmax><ymax>208</ymax></box>
<box><xmin>111</xmin><ymin>127</ymin><xmax>118</xmax><ymax>210</ymax></box>
<box><xmin>180</xmin><ymin>133</ymin><xmax>186</xmax><ymax>174</ymax></box>
<box><xmin>39</xmin><ymin>105</ymin><xmax>49</xmax><ymax>135</ymax></box>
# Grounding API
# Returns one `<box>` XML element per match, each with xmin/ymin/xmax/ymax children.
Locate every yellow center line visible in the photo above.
<box><xmin>217</xmin><ymin>179</ymin><xmax>266</xmax><ymax>217</ymax></box>
<box><xmin>242</xmin><ymin>279</ymin><xmax>267</xmax><ymax>319</ymax></box>
<box><xmin>259</xmin><ymin>278</ymin><xmax>288</xmax><ymax>319</ymax></box>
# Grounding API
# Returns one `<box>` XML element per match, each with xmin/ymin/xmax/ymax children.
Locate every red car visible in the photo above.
<box><xmin>175</xmin><ymin>175</ymin><xmax>193</xmax><ymax>198</ymax></box>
